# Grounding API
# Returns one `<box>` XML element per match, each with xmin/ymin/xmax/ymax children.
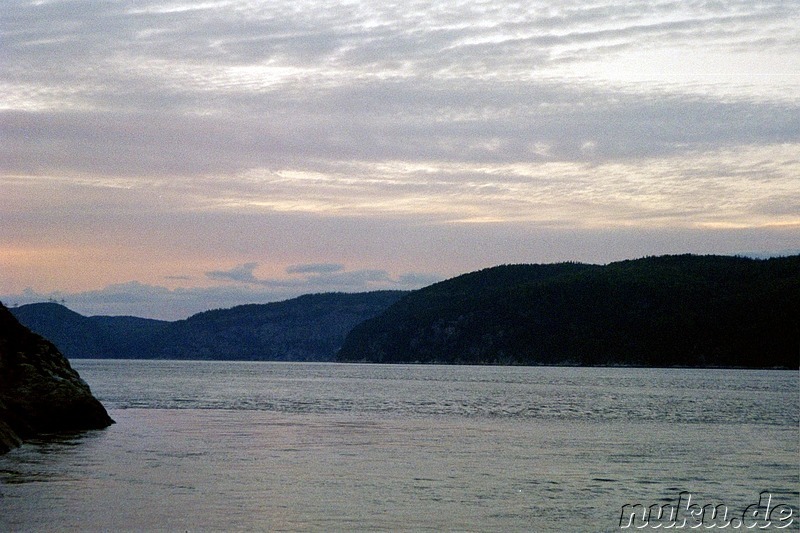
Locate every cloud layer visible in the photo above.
<box><xmin>1</xmin><ymin>0</ymin><xmax>798</xmax><ymax>316</ymax></box>
<box><xmin>5</xmin><ymin>263</ymin><xmax>441</xmax><ymax>320</ymax></box>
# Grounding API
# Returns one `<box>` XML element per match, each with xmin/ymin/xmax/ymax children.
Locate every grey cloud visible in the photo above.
<box><xmin>397</xmin><ymin>272</ymin><xmax>445</xmax><ymax>286</ymax></box>
<box><xmin>3</xmin><ymin>85</ymin><xmax>797</xmax><ymax>182</ymax></box>
<box><xmin>6</xmin><ymin>0</ymin><xmax>795</xmax><ymax>79</ymax></box>
<box><xmin>206</xmin><ymin>263</ymin><xmax>260</xmax><ymax>284</ymax></box>
<box><xmin>4</xmin><ymin>0</ymin><xmax>797</xmax><ymax>181</ymax></box>
<box><xmin>7</xmin><ymin>221</ymin><xmax>798</xmax><ymax>320</ymax></box>
<box><xmin>286</xmin><ymin>263</ymin><xmax>345</xmax><ymax>274</ymax></box>
<box><xmin>235</xmin><ymin>269</ymin><xmax>393</xmax><ymax>292</ymax></box>
<box><xmin>7</xmin><ymin>0</ymin><xmax>795</xmax><ymax>75</ymax></box>
<box><xmin>2</xmin><ymin>283</ymin><xmax>289</xmax><ymax>321</ymax></box>
<box><xmin>204</xmin><ymin>262</ymin><xmax>434</xmax><ymax>292</ymax></box>
<box><xmin>3</xmin><ymin>270</ymin><xmax>436</xmax><ymax>320</ymax></box>
<box><xmin>1</xmin><ymin>0</ymin><xmax>797</xmax><ymax>284</ymax></box>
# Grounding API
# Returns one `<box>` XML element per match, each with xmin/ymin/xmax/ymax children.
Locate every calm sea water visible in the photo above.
<box><xmin>1</xmin><ymin>361</ymin><xmax>797</xmax><ymax>532</ymax></box>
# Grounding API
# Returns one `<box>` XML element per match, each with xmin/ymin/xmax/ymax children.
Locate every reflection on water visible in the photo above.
<box><xmin>1</xmin><ymin>362</ymin><xmax>798</xmax><ymax>532</ymax></box>
<box><xmin>0</xmin><ymin>432</ymin><xmax>98</xmax><ymax>484</ymax></box>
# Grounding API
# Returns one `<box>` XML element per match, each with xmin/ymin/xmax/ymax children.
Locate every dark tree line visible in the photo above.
<box><xmin>337</xmin><ymin>255</ymin><xmax>800</xmax><ymax>368</ymax></box>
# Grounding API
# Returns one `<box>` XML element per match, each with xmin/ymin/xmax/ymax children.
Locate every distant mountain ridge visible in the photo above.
<box><xmin>11</xmin><ymin>255</ymin><xmax>800</xmax><ymax>367</ymax></box>
<box><xmin>337</xmin><ymin>255</ymin><xmax>800</xmax><ymax>368</ymax></box>
<box><xmin>11</xmin><ymin>291</ymin><xmax>406</xmax><ymax>361</ymax></box>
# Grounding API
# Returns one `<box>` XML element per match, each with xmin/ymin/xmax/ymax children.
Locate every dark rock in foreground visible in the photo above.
<box><xmin>0</xmin><ymin>302</ymin><xmax>113</xmax><ymax>454</ymax></box>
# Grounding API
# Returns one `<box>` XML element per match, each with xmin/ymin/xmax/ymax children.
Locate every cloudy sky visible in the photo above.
<box><xmin>2</xmin><ymin>0</ymin><xmax>798</xmax><ymax>319</ymax></box>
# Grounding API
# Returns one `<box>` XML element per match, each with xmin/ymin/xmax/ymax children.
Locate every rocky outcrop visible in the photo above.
<box><xmin>0</xmin><ymin>302</ymin><xmax>113</xmax><ymax>454</ymax></box>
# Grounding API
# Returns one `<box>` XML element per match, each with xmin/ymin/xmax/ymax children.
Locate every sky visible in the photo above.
<box><xmin>1</xmin><ymin>0</ymin><xmax>799</xmax><ymax>319</ymax></box>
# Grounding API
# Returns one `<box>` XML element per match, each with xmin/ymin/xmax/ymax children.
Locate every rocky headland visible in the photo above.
<box><xmin>0</xmin><ymin>302</ymin><xmax>113</xmax><ymax>454</ymax></box>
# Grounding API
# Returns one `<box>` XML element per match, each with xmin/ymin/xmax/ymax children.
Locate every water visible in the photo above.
<box><xmin>1</xmin><ymin>361</ymin><xmax>797</xmax><ymax>532</ymax></box>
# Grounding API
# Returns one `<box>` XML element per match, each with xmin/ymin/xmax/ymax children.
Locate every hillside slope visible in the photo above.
<box><xmin>11</xmin><ymin>303</ymin><xmax>168</xmax><ymax>358</ymax></box>
<box><xmin>337</xmin><ymin>255</ymin><xmax>800</xmax><ymax>368</ymax></box>
<box><xmin>12</xmin><ymin>291</ymin><xmax>406</xmax><ymax>361</ymax></box>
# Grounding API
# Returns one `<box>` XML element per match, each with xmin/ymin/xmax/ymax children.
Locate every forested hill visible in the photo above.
<box><xmin>10</xmin><ymin>302</ymin><xmax>169</xmax><ymax>359</ymax></box>
<box><xmin>11</xmin><ymin>291</ymin><xmax>406</xmax><ymax>361</ymax></box>
<box><xmin>336</xmin><ymin>255</ymin><xmax>800</xmax><ymax>368</ymax></box>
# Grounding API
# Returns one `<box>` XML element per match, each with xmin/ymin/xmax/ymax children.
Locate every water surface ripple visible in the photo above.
<box><xmin>1</xmin><ymin>361</ymin><xmax>797</xmax><ymax>532</ymax></box>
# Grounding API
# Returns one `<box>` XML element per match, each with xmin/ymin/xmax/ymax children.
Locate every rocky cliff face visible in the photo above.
<box><xmin>0</xmin><ymin>302</ymin><xmax>113</xmax><ymax>454</ymax></box>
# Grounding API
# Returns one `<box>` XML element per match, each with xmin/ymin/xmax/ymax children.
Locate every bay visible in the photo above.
<box><xmin>1</xmin><ymin>361</ymin><xmax>797</xmax><ymax>532</ymax></box>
